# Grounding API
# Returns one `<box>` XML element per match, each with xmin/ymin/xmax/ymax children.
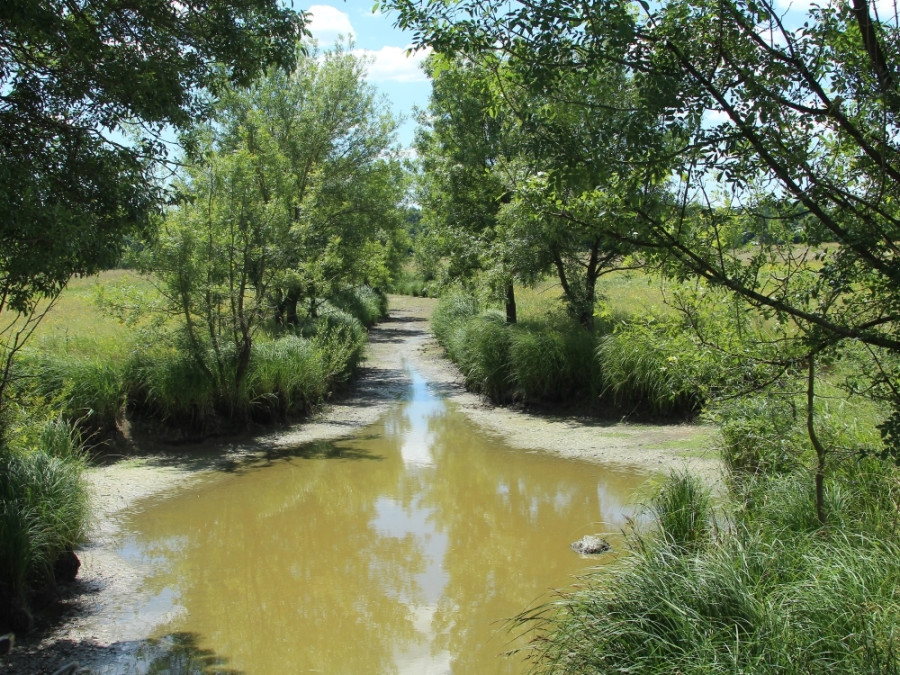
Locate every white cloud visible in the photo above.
<box><xmin>353</xmin><ymin>45</ymin><xmax>432</xmax><ymax>83</ymax></box>
<box><xmin>703</xmin><ymin>109</ymin><xmax>732</xmax><ymax>126</ymax></box>
<box><xmin>306</xmin><ymin>5</ymin><xmax>355</xmax><ymax>42</ymax></box>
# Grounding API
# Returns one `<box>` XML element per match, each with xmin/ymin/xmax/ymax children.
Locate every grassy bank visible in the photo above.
<box><xmin>422</xmin><ymin>274</ymin><xmax>899</xmax><ymax>673</ymax></box>
<box><xmin>1</xmin><ymin>272</ymin><xmax>388</xmax><ymax>630</ymax></box>
<box><xmin>430</xmin><ymin>278</ymin><xmax>728</xmax><ymax>418</ymax></box>
<box><xmin>13</xmin><ymin>273</ymin><xmax>387</xmax><ymax>438</ymax></box>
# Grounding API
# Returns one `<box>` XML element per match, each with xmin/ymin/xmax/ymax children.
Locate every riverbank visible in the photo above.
<box><xmin>3</xmin><ymin>294</ymin><xmax>720</xmax><ymax>673</ymax></box>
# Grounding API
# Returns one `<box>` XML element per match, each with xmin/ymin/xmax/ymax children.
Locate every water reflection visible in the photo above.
<box><xmin>118</xmin><ymin>366</ymin><xmax>648</xmax><ymax>673</ymax></box>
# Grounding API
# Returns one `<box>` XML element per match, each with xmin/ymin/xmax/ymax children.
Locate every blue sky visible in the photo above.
<box><xmin>297</xmin><ymin>1</ymin><xmax>432</xmax><ymax>149</ymax></box>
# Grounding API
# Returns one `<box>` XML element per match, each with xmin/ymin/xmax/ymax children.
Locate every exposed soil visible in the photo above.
<box><xmin>2</xmin><ymin>294</ymin><xmax>721</xmax><ymax>674</ymax></box>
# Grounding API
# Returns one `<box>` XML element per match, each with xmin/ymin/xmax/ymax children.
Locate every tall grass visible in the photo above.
<box><xmin>430</xmin><ymin>290</ymin><xmax>701</xmax><ymax>411</ymax></box>
<box><xmin>519</xmin><ymin>467</ymin><xmax>900</xmax><ymax>674</ymax></box>
<box><xmin>17</xmin><ymin>353</ymin><xmax>127</xmax><ymax>435</ymax></box>
<box><xmin>11</xmin><ymin>278</ymin><xmax>379</xmax><ymax>437</ymax></box>
<box><xmin>329</xmin><ymin>286</ymin><xmax>388</xmax><ymax>328</ymax></box>
<box><xmin>596</xmin><ymin>318</ymin><xmax>709</xmax><ymax>418</ymax></box>
<box><xmin>0</xmin><ymin>418</ymin><xmax>89</xmax><ymax>630</ymax></box>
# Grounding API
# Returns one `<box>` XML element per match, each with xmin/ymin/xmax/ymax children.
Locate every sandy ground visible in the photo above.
<box><xmin>2</xmin><ymin>295</ymin><xmax>721</xmax><ymax>673</ymax></box>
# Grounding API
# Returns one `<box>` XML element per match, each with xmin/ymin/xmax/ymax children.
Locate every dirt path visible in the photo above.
<box><xmin>3</xmin><ymin>295</ymin><xmax>720</xmax><ymax>673</ymax></box>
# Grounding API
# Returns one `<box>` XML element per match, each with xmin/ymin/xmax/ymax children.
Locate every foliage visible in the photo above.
<box><xmin>140</xmin><ymin>44</ymin><xmax>404</xmax><ymax>422</ymax></box>
<box><xmin>0</xmin><ymin>0</ymin><xmax>305</xmax><ymax>417</ymax></box>
<box><xmin>414</xmin><ymin>54</ymin><xmax>523</xmax><ymax>320</ymax></box>
<box><xmin>385</xmin><ymin>0</ymin><xmax>900</xmax><ymax>530</ymax></box>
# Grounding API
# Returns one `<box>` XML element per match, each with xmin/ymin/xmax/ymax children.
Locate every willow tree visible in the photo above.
<box><xmin>150</xmin><ymin>44</ymin><xmax>406</xmax><ymax>402</ymax></box>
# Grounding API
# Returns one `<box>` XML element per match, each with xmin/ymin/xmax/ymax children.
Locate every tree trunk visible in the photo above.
<box><xmin>505</xmin><ymin>282</ymin><xmax>517</xmax><ymax>324</ymax></box>
<box><xmin>806</xmin><ymin>356</ymin><xmax>827</xmax><ymax>526</ymax></box>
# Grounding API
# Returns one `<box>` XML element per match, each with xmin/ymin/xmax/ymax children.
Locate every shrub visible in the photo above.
<box><xmin>710</xmin><ymin>393</ymin><xmax>806</xmax><ymax>480</ymax></box>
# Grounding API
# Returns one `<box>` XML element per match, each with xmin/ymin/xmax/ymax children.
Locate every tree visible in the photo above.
<box><xmin>226</xmin><ymin>44</ymin><xmax>404</xmax><ymax>325</ymax></box>
<box><xmin>149</xmin><ymin>44</ymin><xmax>407</xmax><ymax>405</ymax></box>
<box><xmin>492</xmin><ymin>59</ymin><xmax>659</xmax><ymax>330</ymax></box>
<box><xmin>0</xmin><ymin>0</ymin><xmax>305</xmax><ymax>410</ymax></box>
<box><xmin>415</xmin><ymin>54</ymin><xmax>523</xmax><ymax>322</ymax></box>
<box><xmin>388</xmin><ymin>0</ymin><xmax>900</xmax><ymax>519</ymax></box>
<box><xmin>416</xmin><ymin>50</ymin><xmax>661</xmax><ymax>329</ymax></box>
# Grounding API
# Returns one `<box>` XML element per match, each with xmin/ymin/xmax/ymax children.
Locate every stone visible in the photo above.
<box><xmin>570</xmin><ymin>534</ymin><xmax>611</xmax><ymax>555</ymax></box>
<box><xmin>54</xmin><ymin>549</ymin><xmax>81</xmax><ymax>583</ymax></box>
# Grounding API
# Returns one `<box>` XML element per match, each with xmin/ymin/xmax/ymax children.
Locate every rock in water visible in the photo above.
<box><xmin>570</xmin><ymin>535</ymin><xmax>611</xmax><ymax>555</ymax></box>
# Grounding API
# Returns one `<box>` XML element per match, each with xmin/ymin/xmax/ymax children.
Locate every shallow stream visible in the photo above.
<box><xmin>109</xmin><ymin>366</ymin><xmax>651</xmax><ymax>673</ymax></box>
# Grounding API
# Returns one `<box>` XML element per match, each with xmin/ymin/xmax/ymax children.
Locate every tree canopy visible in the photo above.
<box><xmin>389</xmin><ymin>0</ymin><xmax>900</xmax><ymax>449</ymax></box>
<box><xmin>0</xmin><ymin>0</ymin><xmax>305</xmax><ymax>314</ymax></box>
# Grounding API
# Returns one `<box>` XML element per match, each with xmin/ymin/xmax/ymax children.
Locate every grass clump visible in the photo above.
<box><xmin>0</xmin><ymin>416</ymin><xmax>89</xmax><ymax>631</ymax></box>
<box><xmin>596</xmin><ymin>318</ymin><xmax>706</xmax><ymax>417</ymax></box>
<box><xmin>520</xmin><ymin>465</ymin><xmax>900</xmax><ymax>674</ymax></box>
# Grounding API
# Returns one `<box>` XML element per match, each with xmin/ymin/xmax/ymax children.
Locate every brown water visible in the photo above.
<box><xmin>114</xmin><ymin>367</ymin><xmax>650</xmax><ymax>673</ymax></box>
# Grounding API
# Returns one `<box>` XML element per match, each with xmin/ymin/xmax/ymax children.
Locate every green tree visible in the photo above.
<box><xmin>388</xmin><ymin>0</ymin><xmax>900</xmax><ymax>518</ymax></box>
<box><xmin>415</xmin><ymin>54</ymin><xmax>524</xmax><ymax>322</ymax></box>
<box><xmin>0</xmin><ymin>0</ymin><xmax>304</xmax><ymax>410</ymax></box>
<box><xmin>149</xmin><ymin>45</ymin><xmax>406</xmax><ymax>405</ymax></box>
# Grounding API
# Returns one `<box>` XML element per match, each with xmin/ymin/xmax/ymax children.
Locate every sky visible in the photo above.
<box><xmin>296</xmin><ymin>1</ymin><xmax>433</xmax><ymax>149</ymax></box>
<box><xmin>294</xmin><ymin>0</ymin><xmax>900</xmax><ymax>148</ymax></box>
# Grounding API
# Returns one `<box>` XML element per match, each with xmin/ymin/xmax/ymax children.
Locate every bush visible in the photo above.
<box><xmin>710</xmin><ymin>393</ymin><xmax>806</xmax><ymax>480</ymax></box>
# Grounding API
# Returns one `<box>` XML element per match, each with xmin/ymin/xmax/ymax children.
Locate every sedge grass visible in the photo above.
<box><xmin>0</xmin><ymin>418</ymin><xmax>89</xmax><ymax>626</ymax></box>
<box><xmin>519</xmin><ymin>471</ymin><xmax>900</xmax><ymax>674</ymax></box>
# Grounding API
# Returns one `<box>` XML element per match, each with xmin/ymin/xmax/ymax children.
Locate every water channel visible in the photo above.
<box><xmin>110</xmin><ymin>366</ymin><xmax>651</xmax><ymax>673</ymax></box>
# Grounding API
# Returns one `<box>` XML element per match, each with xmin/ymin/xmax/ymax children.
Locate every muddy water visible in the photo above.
<box><xmin>115</xmin><ymin>368</ymin><xmax>650</xmax><ymax>674</ymax></box>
